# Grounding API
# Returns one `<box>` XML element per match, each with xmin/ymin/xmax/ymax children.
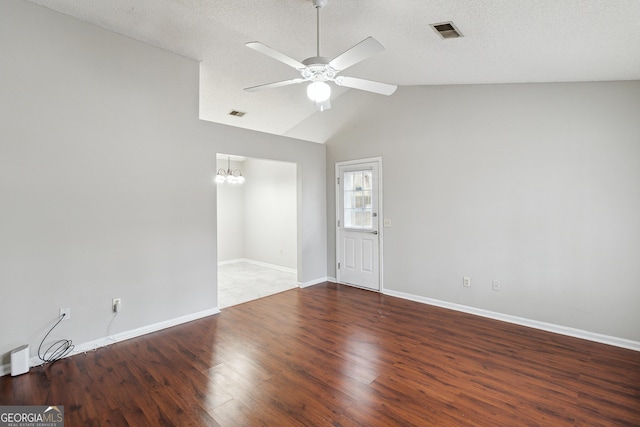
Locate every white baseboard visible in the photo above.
<box><xmin>383</xmin><ymin>289</ymin><xmax>640</xmax><ymax>352</ymax></box>
<box><xmin>300</xmin><ymin>277</ymin><xmax>332</xmax><ymax>288</ymax></box>
<box><xmin>0</xmin><ymin>307</ymin><xmax>220</xmax><ymax>377</ymax></box>
<box><xmin>217</xmin><ymin>258</ymin><xmax>244</xmax><ymax>266</ymax></box>
<box><xmin>218</xmin><ymin>258</ymin><xmax>297</xmax><ymax>275</ymax></box>
<box><xmin>8</xmin><ymin>286</ymin><xmax>633</xmax><ymax>377</ymax></box>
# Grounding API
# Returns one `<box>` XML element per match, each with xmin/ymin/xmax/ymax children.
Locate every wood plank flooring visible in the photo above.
<box><xmin>2</xmin><ymin>282</ymin><xmax>639</xmax><ymax>426</ymax></box>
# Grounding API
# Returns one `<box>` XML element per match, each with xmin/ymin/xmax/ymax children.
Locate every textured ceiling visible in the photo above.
<box><xmin>24</xmin><ymin>0</ymin><xmax>640</xmax><ymax>143</ymax></box>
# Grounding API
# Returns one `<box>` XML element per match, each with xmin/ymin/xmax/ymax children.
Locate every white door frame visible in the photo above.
<box><xmin>335</xmin><ymin>157</ymin><xmax>384</xmax><ymax>292</ymax></box>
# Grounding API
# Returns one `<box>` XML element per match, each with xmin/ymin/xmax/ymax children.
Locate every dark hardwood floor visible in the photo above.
<box><xmin>2</xmin><ymin>282</ymin><xmax>639</xmax><ymax>426</ymax></box>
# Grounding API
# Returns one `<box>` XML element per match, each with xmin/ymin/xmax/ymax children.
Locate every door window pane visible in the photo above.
<box><xmin>363</xmin><ymin>211</ymin><xmax>372</xmax><ymax>228</ymax></box>
<box><xmin>344</xmin><ymin>170</ymin><xmax>373</xmax><ymax>229</ymax></box>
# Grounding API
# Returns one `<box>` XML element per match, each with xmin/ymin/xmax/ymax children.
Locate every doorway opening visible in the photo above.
<box><xmin>216</xmin><ymin>154</ymin><xmax>298</xmax><ymax>308</ymax></box>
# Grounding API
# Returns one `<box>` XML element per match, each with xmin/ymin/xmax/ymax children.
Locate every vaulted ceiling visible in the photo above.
<box><xmin>25</xmin><ymin>0</ymin><xmax>640</xmax><ymax>143</ymax></box>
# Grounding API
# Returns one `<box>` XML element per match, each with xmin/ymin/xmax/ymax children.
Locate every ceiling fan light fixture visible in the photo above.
<box><xmin>307</xmin><ymin>81</ymin><xmax>331</xmax><ymax>103</ymax></box>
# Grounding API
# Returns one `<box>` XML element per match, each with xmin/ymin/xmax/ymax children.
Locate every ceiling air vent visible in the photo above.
<box><xmin>430</xmin><ymin>21</ymin><xmax>463</xmax><ymax>39</ymax></box>
<box><xmin>229</xmin><ymin>110</ymin><xmax>246</xmax><ymax>117</ymax></box>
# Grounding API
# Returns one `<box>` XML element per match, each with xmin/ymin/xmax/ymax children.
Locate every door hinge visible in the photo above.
<box><xmin>337</xmin><ymin>177</ymin><xmax>340</xmax><ymax>185</ymax></box>
<box><xmin>337</xmin><ymin>219</ymin><xmax>340</xmax><ymax>227</ymax></box>
<box><xmin>338</xmin><ymin>262</ymin><xmax>341</xmax><ymax>270</ymax></box>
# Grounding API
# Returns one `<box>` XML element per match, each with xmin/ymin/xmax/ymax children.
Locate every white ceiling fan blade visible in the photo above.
<box><xmin>245</xmin><ymin>42</ymin><xmax>306</xmax><ymax>70</ymax></box>
<box><xmin>335</xmin><ymin>76</ymin><xmax>397</xmax><ymax>96</ymax></box>
<box><xmin>328</xmin><ymin>37</ymin><xmax>385</xmax><ymax>71</ymax></box>
<box><xmin>244</xmin><ymin>78</ymin><xmax>305</xmax><ymax>92</ymax></box>
<box><xmin>315</xmin><ymin>98</ymin><xmax>331</xmax><ymax>112</ymax></box>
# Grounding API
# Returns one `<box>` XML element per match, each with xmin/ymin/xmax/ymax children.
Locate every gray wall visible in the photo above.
<box><xmin>326</xmin><ymin>82</ymin><xmax>640</xmax><ymax>342</ymax></box>
<box><xmin>0</xmin><ymin>0</ymin><xmax>326</xmax><ymax>365</ymax></box>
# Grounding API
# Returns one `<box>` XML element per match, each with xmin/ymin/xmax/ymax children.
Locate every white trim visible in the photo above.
<box><xmin>335</xmin><ymin>163</ymin><xmax>340</xmax><ymax>282</ymax></box>
<box><xmin>217</xmin><ymin>258</ymin><xmax>245</xmax><ymax>266</ymax></box>
<box><xmin>218</xmin><ymin>258</ymin><xmax>297</xmax><ymax>275</ymax></box>
<box><xmin>383</xmin><ymin>289</ymin><xmax>640</xmax><ymax>352</ymax></box>
<box><xmin>335</xmin><ymin>156</ymin><xmax>384</xmax><ymax>167</ymax></box>
<box><xmin>299</xmin><ymin>277</ymin><xmax>331</xmax><ymax>288</ymax></box>
<box><xmin>378</xmin><ymin>159</ymin><xmax>384</xmax><ymax>293</ymax></box>
<box><xmin>0</xmin><ymin>307</ymin><xmax>220</xmax><ymax>377</ymax></box>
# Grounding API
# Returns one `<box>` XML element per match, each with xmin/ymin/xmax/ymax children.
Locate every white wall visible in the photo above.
<box><xmin>216</xmin><ymin>157</ymin><xmax>297</xmax><ymax>270</ymax></box>
<box><xmin>243</xmin><ymin>158</ymin><xmax>297</xmax><ymax>269</ymax></box>
<box><xmin>0</xmin><ymin>0</ymin><xmax>326</xmax><ymax>368</ymax></box>
<box><xmin>326</xmin><ymin>82</ymin><xmax>640</xmax><ymax>343</ymax></box>
<box><xmin>216</xmin><ymin>159</ymin><xmax>245</xmax><ymax>262</ymax></box>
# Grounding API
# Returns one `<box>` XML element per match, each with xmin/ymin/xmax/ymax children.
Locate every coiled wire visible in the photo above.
<box><xmin>38</xmin><ymin>313</ymin><xmax>75</xmax><ymax>363</ymax></box>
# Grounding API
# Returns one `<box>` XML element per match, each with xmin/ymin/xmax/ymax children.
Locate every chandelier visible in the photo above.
<box><xmin>215</xmin><ymin>155</ymin><xmax>245</xmax><ymax>184</ymax></box>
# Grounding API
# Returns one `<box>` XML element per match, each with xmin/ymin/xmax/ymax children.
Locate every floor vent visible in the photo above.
<box><xmin>430</xmin><ymin>21</ymin><xmax>463</xmax><ymax>39</ymax></box>
<box><xmin>229</xmin><ymin>110</ymin><xmax>246</xmax><ymax>117</ymax></box>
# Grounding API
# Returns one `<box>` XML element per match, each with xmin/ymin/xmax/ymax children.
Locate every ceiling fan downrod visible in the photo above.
<box><xmin>313</xmin><ymin>0</ymin><xmax>328</xmax><ymax>57</ymax></box>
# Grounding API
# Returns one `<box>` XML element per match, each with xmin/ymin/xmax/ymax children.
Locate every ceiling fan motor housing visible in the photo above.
<box><xmin>301</xmin><ymin>57</ymin><xmax>336</xmax><ymax>82</ymax></box>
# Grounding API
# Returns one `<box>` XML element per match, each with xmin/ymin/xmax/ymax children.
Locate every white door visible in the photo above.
<box><xmin>336</xmin><ymin>159</ymin><xmax>381</xmax><ymax>291</ymax></box>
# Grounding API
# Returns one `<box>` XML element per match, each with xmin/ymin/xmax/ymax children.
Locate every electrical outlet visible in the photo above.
<box><xmin>492</xmin><ymin>280</ymin><xmax>501</xmax><ymax>291</ymax></box>
<box><xmin>463</xmin><ymin>277</ymin><xmax>471</xmax><ymax>287</ymax></box>
<box><xmin>112</xmin><ymin>298</ymin><xmax>121</xmax><ymax>313</ymax></box>
<box><xmin>59</xmin><ymin>307</ymin><xmax>71</xmax><ymax>320</ymax></box>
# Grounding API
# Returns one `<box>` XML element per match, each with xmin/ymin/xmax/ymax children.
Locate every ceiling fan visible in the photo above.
<box><xmin>244</xmin><ymin>0</ymin><xmax>397</xmax><ymax>111</ymax></box>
